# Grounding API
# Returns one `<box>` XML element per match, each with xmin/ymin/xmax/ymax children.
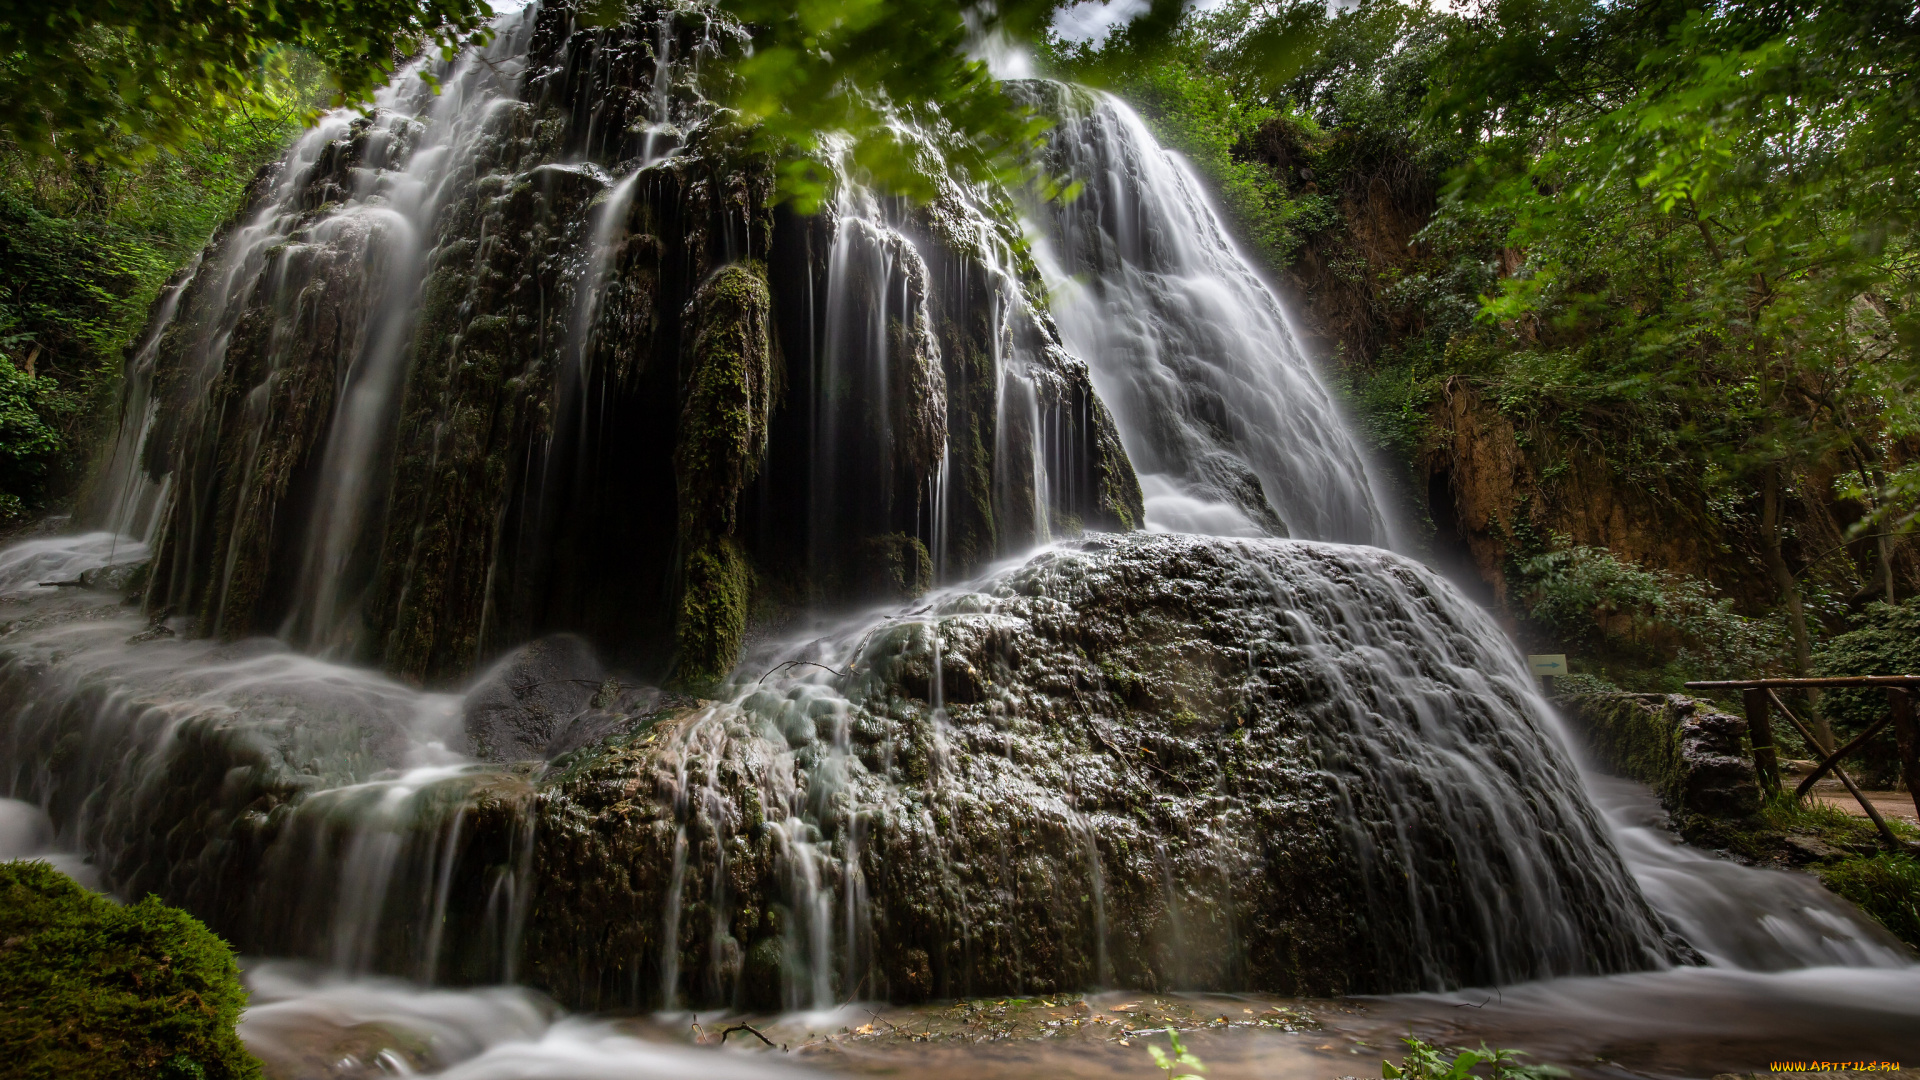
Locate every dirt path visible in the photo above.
<box><xmin>1799</xmin><ymin>777</ymin><xmax>1920</xmax><ymax>825</ymax></box>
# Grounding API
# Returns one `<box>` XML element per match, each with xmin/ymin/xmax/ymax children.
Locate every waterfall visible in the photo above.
<box><xmin>1020</xmin><ymin>82</ymin><xmax>1391</xmax><ymax>547</ymax></box>
<box><xmin>109</xmin><ymin>6</ymin><xmax>543</xmax><ymax>657</ymax></box>
<box><xmin>9</xmin><ymin>525</ymin><xmax>1909</xmax><ymax>1014</ymax></box>
<box><xmin>4</xmin><ymin>6</ymin><xmax>1913</xmax><ymax>1064</ymax></box>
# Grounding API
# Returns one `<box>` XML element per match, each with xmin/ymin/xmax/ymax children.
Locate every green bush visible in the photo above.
<box><xmin>0</xmin><ymin>356</ymin><xmax>68</xmax><ymax>520</ymax></box>
<box><xmin>1812</xmin><ymin>599</ymin><xmax>1920</xmax><ymax>786</ymax></box>
<box><xmin>0</xmin><ymin>860</ymin><xmax>259</xmax><ymax>1080</ymax></box>
<box><xmin>1515</xmin><ymin>542</ymin><xmax>1786</xmax><ymax>687</ymax></box>
<box><xmin>1817</xmin><ymin>851</ymin><xmax>1920</xmax><ymax>951</ymax></box>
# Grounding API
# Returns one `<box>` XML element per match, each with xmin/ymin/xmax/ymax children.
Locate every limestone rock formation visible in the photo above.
<box><xmin>520</xmin><ymin>533</ymin><xmax>1677</xmax><ymax>1010</ymax></box>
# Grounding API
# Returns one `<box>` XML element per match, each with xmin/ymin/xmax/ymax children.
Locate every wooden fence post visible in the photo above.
<box><xmin>1745</xmin><ymin>686</ymin><xmax>1780</xmax><ymax>795</ymax></box>
<box><xmin>1891</xmin><ymin>687</ymin><xmax>1919</xmax><ymax>825</ymax></box>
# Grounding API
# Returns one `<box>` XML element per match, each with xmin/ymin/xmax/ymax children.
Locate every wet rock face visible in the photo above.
<box><xmin>466</xmin><ymin>634</ymin><xmax>619</xmax><ymax>761</ymax></box>
<box><xmin>522</xmin><ymin>534</ymin><xmax>1677</xmax><ymax>1011</ymax></box>
<box><xmin>1557</xmin><ymin>691</ymin><xmax>1764</xmax><ymax>843</ymax></box>
<box><xmin>0</xmin><ymin>589</ymin><xmax>540</xmax><ymax>985</ymax></box>
<box><xmin>125</xmin><ymin>0</ymin><xmax>1143</xmax><ymax>691</ymax></box>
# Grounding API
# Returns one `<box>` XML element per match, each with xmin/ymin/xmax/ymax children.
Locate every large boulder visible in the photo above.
<box><xmin>464</xmin><ymin>634</ymin><xmax>606</xmax><ymax>761</ymax></box>
<box><xmin>522</xmin><ymin>533</ymin><xmax>1679</xmax><ymax>1010</ymax></box>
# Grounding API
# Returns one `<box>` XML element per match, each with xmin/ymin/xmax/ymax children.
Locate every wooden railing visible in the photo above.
<box><xmin>1683</xmin><ymin>676</ymin><xmax>1920</xmax><ymax>850</ymax></box>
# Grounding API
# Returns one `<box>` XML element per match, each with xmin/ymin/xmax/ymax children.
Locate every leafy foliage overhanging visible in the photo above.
<box><xmin>0</xmin><ymin>0</ymin><xmax>495</xmax><ymax>165</ymax></box>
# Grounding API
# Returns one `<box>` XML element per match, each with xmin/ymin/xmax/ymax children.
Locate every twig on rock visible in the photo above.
<box><xmin>718</xmin><ymin>1022</ymin><xmax>781</xmax><ymax>1049</ymax></box>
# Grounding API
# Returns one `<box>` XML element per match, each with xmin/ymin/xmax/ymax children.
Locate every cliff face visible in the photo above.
<box><xmin>127</xmin><ymin>0</ymin><xmax>1141</xmax><ymax>688</ymax></box>
<box><xmin>1423</xmin><ymin>381</ymin><xmax>1738</xmax><ymax>612</ymax></box>
<box><xmin>1244</xmin><ymin>112</ymin><xmax>1920</xmax><ymax>632</ymax></box>
<box><xmin>1420</xmin><ymin>379</ymin><xmax>1920</xmax><ymax>622</ymax></box>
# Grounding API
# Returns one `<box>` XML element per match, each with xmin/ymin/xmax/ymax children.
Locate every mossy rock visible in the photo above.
<box><xmin>0</xmin><ymin>860</ymin><xmax>259</xmax><ymax>1080</ymax></box>
<box><xmin>673</xmin><ymin>537</ymin><xmax>754</xmax><ymax>693</ymax></box>
<box><xmin>854</xmin><ymin>532</ymin><xmax>933</xmax><ymax>601</ymax></box>
<box><xmin>1554</xmin><ymin>691</ymin><xmax>1765</xmax><ymax>848</ymax></box>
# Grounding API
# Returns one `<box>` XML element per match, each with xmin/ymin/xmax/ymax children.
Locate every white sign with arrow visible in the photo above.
<box><xmin>1527</xmin><ymin>654</ymin><xmax>1569</xmax><ymax>679</ymax></box>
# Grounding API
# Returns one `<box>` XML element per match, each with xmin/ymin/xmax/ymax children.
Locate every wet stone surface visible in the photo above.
<box><xmin>521</xmin><ymin>533</ymin><xmax>1676</xmax><ymax>1011</ymax></box>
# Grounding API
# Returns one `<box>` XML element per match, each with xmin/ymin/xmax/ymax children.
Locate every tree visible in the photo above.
<box><xmin>0</xmin><ymin>0</ymin><xmax>495</xmax><ymax>165</ymax></box>
<box><xmin>1427</xmin><ymin>0</ymin><xmax>1920</xmax><ymax>729</ymax></box>
<box><xmin>711</xmin><ymin>0</ymin><xmax>1181</xmax><ymax>208</ymax></box>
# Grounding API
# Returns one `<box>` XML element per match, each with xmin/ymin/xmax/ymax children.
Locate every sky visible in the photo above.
<box><xmin>1050</xmin><ymin>0</ymin><xmax>1157</xmax><ymax>44</ymax></box>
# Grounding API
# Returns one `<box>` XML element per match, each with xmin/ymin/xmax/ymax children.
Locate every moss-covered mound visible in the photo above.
<box><xmin>0</xmin><ymin>860</ymin><xmax>258</xmax><ymax>1080</ymax></box>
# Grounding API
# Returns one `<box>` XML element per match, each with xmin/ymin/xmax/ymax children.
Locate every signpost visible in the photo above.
<box><xmin>1527</xmin><ymin>654</ymin><xmax>1568</xmax><ymax>689</ymax></box>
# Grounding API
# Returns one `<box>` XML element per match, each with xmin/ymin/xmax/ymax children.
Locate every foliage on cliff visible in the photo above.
<box><xmin>0</xmin><ymin>62</ymin><xmax>326</xmax><ymax>520</ymax></box>
<box><xmin>0</xmin><ymin>860</ymin><xmax>259</xmax><ymax>1080</ymax></box>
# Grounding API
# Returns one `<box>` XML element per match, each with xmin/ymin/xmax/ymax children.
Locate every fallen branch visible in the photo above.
<box><xmin>718</xmin><ymin>1022</ymin><xmax>781</xmax><ymax>1049</ymax></box>
<box><xmin>757</xmin><ymin>659</ymin><xmax>854</xmax><ymax>683</ymax></box>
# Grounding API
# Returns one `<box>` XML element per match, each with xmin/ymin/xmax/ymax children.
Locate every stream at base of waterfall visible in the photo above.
<box><xmin>7</xmin><ymin>780</ymin><xmax>1917</xmax><ymax>1079</ymax></box>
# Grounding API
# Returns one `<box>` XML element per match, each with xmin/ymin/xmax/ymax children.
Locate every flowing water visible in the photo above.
<box><xmin>5</xmin><ymin>530</ymin><xmax>1916</xmax><ymax>1076</ymax></box>
<box><xmin>1019</xmin><ymin>83</ymin><xmax>1392</xmax><ymax>547</ymax></box>
<box><xmin>3</xmin><ymin>3</ymin><xmax>1916</xmax><ymax>1076</ymax></box>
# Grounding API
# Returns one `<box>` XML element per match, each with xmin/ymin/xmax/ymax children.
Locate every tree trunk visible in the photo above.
<box><xmin>1761</xmin><ymin>464</ymin><xmax>1831</xmax><ymax>751</ymax></box>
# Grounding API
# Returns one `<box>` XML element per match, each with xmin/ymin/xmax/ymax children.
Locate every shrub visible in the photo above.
<box><xmin>1515</xmin><ymin>543</ymin><xmax>1786</xmax><ymax>685</ymax></box>
<box><xmin>0</xmin><ymin>860</ymin><xmax>259</xmax><ymax>1080</ymax></box>
<box><xmin>1817</xmin><ymin>852</ymin><xmax>1920</xmax><ymax>951</ymax></box>
<box><xmin>1811</xmin><ymin>598</ymin><xmax>1920</xmax><ymax>786</ymax></box>
<box><xmin>0</xmin><ymin>356</ymin><xmax>66</xmax><ymax>519</ymax></box>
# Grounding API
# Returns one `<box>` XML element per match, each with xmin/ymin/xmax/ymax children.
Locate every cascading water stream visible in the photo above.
<box><xmin>275</xmin><ymin>20</ymin><xmax>543</xmax><ymax>656</ymax></box>
<box><xmin>1019</xmin><ymin>82</ymin><xmax>1392</xmax><ymax>547</ymax></box>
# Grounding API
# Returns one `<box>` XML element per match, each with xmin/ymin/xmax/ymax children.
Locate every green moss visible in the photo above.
<box><xmin>675</xmin><ymin>262</ymin><xmax>772</xmax><ymax>536</ymax></box>
<box><xmin>855</xmin><ymin>532</ymin><xmax>933</xmax><ymax>600</ymax></box>
<box><xmin>1560</xmin><ymin>693</ymin><xmax>1686</xmax><ymax>796</ymax></box>
<box><xmin>673</xmin><ymin>262</ymin><xmax>774</xmax><ymax>688</ymax></box>
<box><xmin>1559</xmin><ymin>692</ymin><xmax>1765</xmax><ymax>849</ymax></box>
<box><xmin>674</xmin><ymin>537</ymin><xmax>752</xmax><ymax>693</ymax></box>
<box><xmin>0</xmin><ymin>861</ymin><xmax>260</xmax><ymax>1080</ymax></box>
